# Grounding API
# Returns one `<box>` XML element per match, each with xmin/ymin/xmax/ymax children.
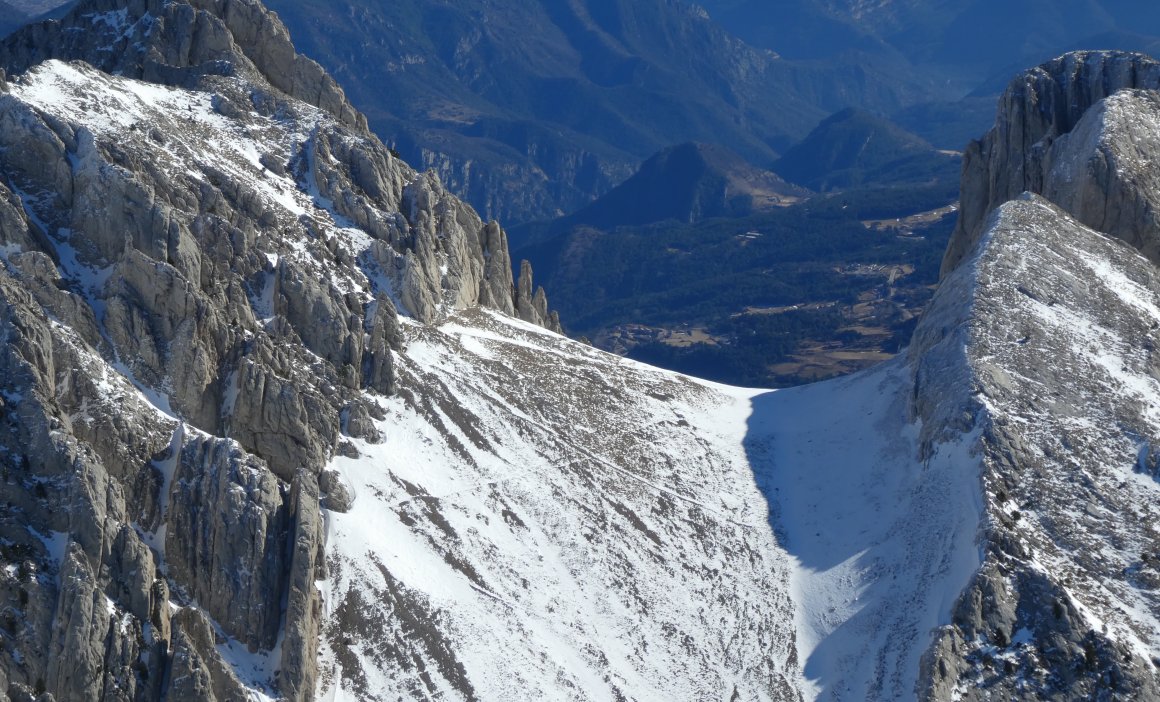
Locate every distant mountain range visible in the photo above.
<box><xmin>253</xmin><ymin>0</ymin><xmax>945</xmax><ymax>223</ymax></box>
<box><xmin>700</xmin><ymin>0</ymin><xmax>1160</xmax><ymax>79</ymax></box>
<box><xmin>2</xmin><ymin>0</ymin><xmax>1153</xmax><ymax>390</ymax></box>
<box><xmin>701</xmin><ymin>0</ymin><xmax>1160</xmax><ymax>151</ymax></box>
<box><xmin>4</xmin><ymin>0</ymin><xmax>1156</xmax><ymax>224</ymax></box>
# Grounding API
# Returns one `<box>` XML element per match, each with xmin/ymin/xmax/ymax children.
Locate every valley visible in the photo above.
<box><xmin>594</xmin><ymin>259</ymin><xmax>934</xmax><ymax>386</ymax></box>
<box><xmin>517</xmin><ymin>180</ymin><xmax>957</xmax><ymax>387</ymax></box>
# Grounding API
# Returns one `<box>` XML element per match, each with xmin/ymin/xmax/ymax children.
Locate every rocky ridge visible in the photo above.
<box><xmin>0</xmin><ymin>0</ymin><xmax>557</xmax><ymax>698</ymax></box>
<box><xmin>314</xmin><ymin>48</ymin><xmax>1160</xmax><ymax>701</ymax></box>
<box><xmin>917</xmin><ymin>50</ymin><xmax>1160</xmax><ymax>699</ymax></box>
<box><xmin>915</xmin><ymin>195</ymin><xmax>1160</xmax><ymax>700</ymax></box>
<box><xmin>943</xmin><ymin>50</ymin><xmax>1160</xmax><ymax>276</ymax></box>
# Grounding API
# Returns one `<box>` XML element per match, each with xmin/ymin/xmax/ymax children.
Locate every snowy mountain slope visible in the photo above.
<box><xmin>319</xmin><ymin>309</ymin><xmax>799</xmax><ymax>701</ymax></box>
<box><xmin>4</xmin><ymin>2</ymin><xmax>1160</xmax><ymax>699</ymax></box>
<box><xmin>747</xmin><ymin>363</ymin><xmax>982</xmax><ymax>700</ymax></box>
<box><xmin>919</xmin><ymin>195</ymin><xmax>1160</xmax><ymax>700</ymax></box>
<box><xmin>0</xmin><ymin>0</ymin><xmax>556</xmax><ymax>695</ymax></box>
<box><xmin>913</xmin><ymin>52</ymin><xmax>1160</xmax><ymax>699</ymax></box>
<box><xmin>0</xmin><ymin>45</ymin><xmax>990</xmax><ymax>693</ymax></box>
<box><xmin>312</xmin><ymin>302</ymin><xmax>992</xmax><ymax>701</ymax></box>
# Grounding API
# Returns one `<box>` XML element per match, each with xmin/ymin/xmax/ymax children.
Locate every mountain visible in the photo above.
<box><xmin>945</xmin><ymin>50</ymin><xmax>1160</xmax><ymax>276</ymax></box>
<box><xmin>524</xmin><ymin>141</ymin><xmax>809</xmax><ymax>234</ymax></box>
<box><xmin>4</xmin><ymin>0</ymin><xmax>1160</xmax><ymax>699</ymax></box>
<box><xmin>695</xmin><ymin>0</ymin><xmax>911</xmax><ymax>62</ymax></box>
<box><xmin>699</xmin><ymin>0</ymin><xmax>1160</xmax><ymax>156</ymax></box>
<box><xmin>772</xmin><ymin>107</ymin><xmax>960</xmax><ymax>191</ymax></box>
<box><xmin>509</xmin><ymin>126</ymin><xmax>959</xmax><ymax>389</ymax></box>
<box><xmin>249</xmin><ymin>0</ymin><xmax>942</xmax><ymax>224</ymax></box>
<box><xmin>0</xmin><ymin>0</ymin><xmax>555</xmax><ymax>697</ymax></box>
<box><xmin>702</xmin><ymin>0</ymin><xmax>1160</xmax><ymax>82</ymax></box>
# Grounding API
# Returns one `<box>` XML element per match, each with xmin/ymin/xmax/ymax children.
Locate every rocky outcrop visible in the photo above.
<box><xmin>916</xmin><ymin>195</ymin><xmax>1160</xmax><ymax>699</ymax></box>
<box><xmin>515</xmin><ymin>259</ymin><xmax>562</xmax><ymax>333</ymax></box>
<box><xmin>1043</xmin><ymin>89</ymin><xmax>1160</xmax><ymax>262</ymax></box>
<box><xmin>943</xmin><ymin>51</ymin><xmax>1160</xmax><ymax>277</ymax></box>
<box><xmin>166</xmin><ymin>435</ymin><xmax>290</xmax><ymax>650</ymax></box>
<box><xmin>0</xmin><ymin>0</ymin><xmax>366</xmax><ymax>131</ymax></box>
<box><xmin>45</xmin><ymin>545</ymin><xmax>121</xmax><ymax>702</ymax></box>
<box><xmin>0</xmin><ymin>255</ymin><xmax>178</xmax><ymax>699</ymax></box>
<box><xmin>167</xmin><ymin>608</ymin><xmax>253</xmax><ymax>702</ymax></box>
<box><xmin>278</xmin><ymin>469</ymin><xmax>324</xmax><ymax>702</ymax></box>
<box><xmin>0</xmin><ymin>0</ymin><xmax>561</xmax><ymax>697</ymax></box>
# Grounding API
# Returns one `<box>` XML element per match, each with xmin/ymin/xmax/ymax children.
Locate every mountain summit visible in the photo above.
<box><xmin>772</xmin><ymin>107</ymin><xmax>958</xmax><ymax>191</ymax></box>
<box><xmin>550</xmin><ymin>141</ymin><xmax>808</xmax><ymax>230</ymax></box>
<box><xmin>944</xmin><ymin>50</ymin><xmax>1160</xmax><ymax>276</ymax></box>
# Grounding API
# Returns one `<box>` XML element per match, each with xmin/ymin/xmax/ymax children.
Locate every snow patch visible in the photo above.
<box><xmin>746</xmin><ymin>361</ymin><xmax>983</xmax><ymax>700</ymax></box>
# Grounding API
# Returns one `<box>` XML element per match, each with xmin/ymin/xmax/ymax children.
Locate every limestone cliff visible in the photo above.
<box><xmin>942</xmin><ymin>50</ymin><xmax>1160</xmax><ymax>277</ymax></box>
<box><xmin>0</xmin><ymin>0</ymin><xmax>557</xmax><ymax>698</ymax></box>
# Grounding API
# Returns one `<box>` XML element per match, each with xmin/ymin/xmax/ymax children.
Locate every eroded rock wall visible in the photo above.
<box><xmin>942</xmin><ymin>51</ymin><xmax>1160</xmax><ymax>277</ymax></box>
<box><xmin>0</xmin><ymin>0</ymin><xmax>561</xmax><ymax>697</ymax></box>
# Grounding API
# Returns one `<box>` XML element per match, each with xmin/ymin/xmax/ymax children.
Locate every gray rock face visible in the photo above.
<box><xmin>319</xmin><ymin>468</ymin><xmax>353</xmax><ymax>513</ymax></box>
<box><xmin>1043</xmin><ymin>89</ymin><xmax>1160</xmax><ymax>262</ymax></box>
<box><xmin>0</xmin><ymin>0</ymin><xmax>561</xmax><ymax>698</ymax></box>
<box><xmin>45</xmin><ymin>544</ymin><xmax>119</xmax><ymax>702</ymax></box>
<box><xmin>166</xmin><ymin>435</ymin><xmax>290</xmax><ymax>650</ymax></box>
<box><xmin>0</xmin><ymin>259</ymin><xmax>177</xmax><ymax>700</ymax></box>
<box><xmin>943</xmin><ymin>51</ymin><xmax>1160</xmax><ymax>277</ymax></box>
<box><xmin>0</xmin><ymin>0</ymin><xmax>366</xmax><ymax>131</ymax></box>
<box><xmin>761</xmin><ymin>45</ymin><xmax>1160</xmax><ymax>698</ymax></box>
<box><xmin>917</xmin><ymin>49</ymin><xmax>1160</xmax><ymax>700</ymax></box>
<box><xmin>278</xmin><ymin>469</ymin><xmax>324</xmax><ymax>702</ymax></box>
<box><xmin>167</xmin><ymin>607</ymin><xmax>252</xmax><ymax>702</ymax></box>
<box><xmin>916</xmin><ymin>195</ymin><xmax>1160</xmax><ymax>699</ymax></box>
